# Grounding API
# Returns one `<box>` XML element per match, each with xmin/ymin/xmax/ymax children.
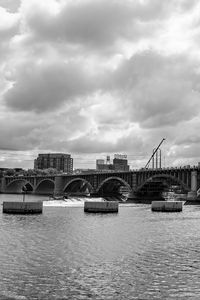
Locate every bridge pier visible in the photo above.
<box><xmin>187</xmin><ymin>171</ymin><xmax>197</xmax><ymax>200</ymax></box>
<box><xmin>131</xmin><ymin>173</ymin><xmax>137</xmax><ymax>191</ymax></box>
<box><xmin>54</xmin><ymin>176</ymin><xmax>65</xmax><ymax>196</ymax></box>
<box><xmin>0</xmin><ymin>177</ymin><xmax>6</xmax><ymax>193</ymax></box>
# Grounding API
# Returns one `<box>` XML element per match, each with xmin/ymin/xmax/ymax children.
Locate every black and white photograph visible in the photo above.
<box><xmin>0</xmin><ymin>0</ymin><xmax>200</xmax><ymax>299</ymax></box>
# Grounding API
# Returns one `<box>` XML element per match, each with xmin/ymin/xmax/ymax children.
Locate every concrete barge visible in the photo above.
<box><xmin>3</xmin><ymin>201</ymin><xmax>43</xmax><ymax>214</ymax></box>
<box><xmin>84</xmin><ymin>201</ymin><xmax>118</xmax><ymax>213</ymax></box>
<box><xmin>151</xmin><ymin>201</ymin><xmax>183</xmax><ymax>212</ymax></box>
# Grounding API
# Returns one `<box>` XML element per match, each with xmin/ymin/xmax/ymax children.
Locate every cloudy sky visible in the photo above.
<box><xmin>0</xmin><ymin>0</ymin><xmax>200</xmax><ymax>170</ymax></box>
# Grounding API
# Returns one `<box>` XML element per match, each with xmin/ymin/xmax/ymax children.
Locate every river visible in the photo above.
<box><xmin>0</xmin><ymin>194</ymin><xmax>200</xmax><ymax>299</ymax></box>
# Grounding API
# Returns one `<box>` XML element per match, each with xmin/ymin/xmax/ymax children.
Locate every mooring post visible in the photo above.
<box><xmin>22</xmin><ymin>186</ymin><xmax>27</xmax><ymax>202</ymax></box>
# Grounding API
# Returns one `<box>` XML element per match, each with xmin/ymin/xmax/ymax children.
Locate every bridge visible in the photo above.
<box><xmin>1</xmin><ymin>166</ymin><xmax>200</xmax><ymax>200</ymax></box>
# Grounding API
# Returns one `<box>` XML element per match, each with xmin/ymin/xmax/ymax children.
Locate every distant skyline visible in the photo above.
<box><xmin>1</xmin><ymin>0</ymin><xmax>200</xmax><ymax>170</ymax></box>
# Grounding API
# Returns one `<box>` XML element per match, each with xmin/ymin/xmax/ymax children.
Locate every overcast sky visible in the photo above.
<box><xmin>0</xmin><ymin>0</ymin><xmax>200</xmax><ymax>170</ymax></box>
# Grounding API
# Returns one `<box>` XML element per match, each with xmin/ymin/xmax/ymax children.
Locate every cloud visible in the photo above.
<box><xmin>67</xmin><ymin>129</ymin><xmax>145</xmax><ymax>155</ymax></box>
<box><xmin>0</xmin><ymin>7</ymin><xmax>19</xmax><ymax>33</ymax></box>
<box><xmin>0</xmin><ymin>102</ymin><xmax>92</xmax><ymax>153</ymax></box>
<box><xmin>4</xmin><ymin>59</ymin><xmax>99</xmax><ymax>113</ymax></box>
<box><xmin>20</xmin><ymin>0</ymin><xmax>181</xmax><ymax>53</ymax></box>
<box><xmin>0</xmin><ymin>0</ymin><xmax>21</xmax><ymax>12</ymax></box>
<box><xmin>0</xmin><ymin>113</ymin><xmax>40</xmax><ymax>151</ymax></box>
<box><xmin>108</xmin><ymin>51</ymin><xmax>200</xmax><ymax>128</ymax></box>
<box><xmin>0</xmin><ymin>7</ymin><xmax>19</xmax><ymax>62</ymax></box>
<box><xmin>1</xmin><ymin>0</ymin><xmax>200</xmax><ymax>169</ymax></box>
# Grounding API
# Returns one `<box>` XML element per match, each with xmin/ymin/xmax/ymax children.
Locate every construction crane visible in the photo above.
<box><xmin>145</xmin><ymin>138</ymin><xmax>166</xmax><ymax>169</ymax></box>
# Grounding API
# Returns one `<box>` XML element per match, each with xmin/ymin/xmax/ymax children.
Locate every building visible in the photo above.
<box><xmin>34</xmin><ymin>153</ymin><xmax>73</xmax><ymax>173</ymax></box>
<box><xmin>113</xmin><ymin>154</ymin><xmax>129</xmax><ymax>171</ymax></box>
<box><xmin>96</xmin><ymin>158</ymin><xmax>113</xmax><ymax>171</ymax></box>
<box><xmin>96</xmin><ymin>154</ymin><xmax>129</xmax><ymax>172</ymax></box>
<box><xmin>96</xmin><ymin>159</ymin><xmax>105</xmax><ymax>168</ymax></box>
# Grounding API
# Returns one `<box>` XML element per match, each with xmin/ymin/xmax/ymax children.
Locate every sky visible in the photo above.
<box><xmin>0</xmin><ymin>0</ymin><xmax>200</xmax><ymax>170</ymax></box>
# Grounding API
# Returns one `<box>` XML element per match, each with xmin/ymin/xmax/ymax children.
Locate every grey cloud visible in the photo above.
<box><xmin>0</xmin><ymin>117</ymin><xmax>40</xmax><ymax>151</ymax></box>
<box><xmin>0</xmin><ymin>22</ymin><xmax>19</xmax><ymax>39</ymax></box>
<box><xmin>107</xmin><ymin>51</ymin><xmax>200</xmax><ymax>128</ymax></box>
<box><xmin>4</xmin><ymin>60</ymin><xmax>97</xmax><ymax>113</ymax></box>
<box><xmin>23</xmin><ymin>0</ymin><xmax>177</xmax><ymax>51</ymax></box>
<box><xmin>0</xmin><ymin>104</ymin><xmax>92</xmax><ymax>152</ymax></box>
<box><xmin>176</xmin><ymin>0</ymin><xmax>199</xmax><ymax>12</ymax></box>
<box><xmin>67</xmin><ymin>136</ymin><xmax>117</xmax><ymax>154</ymax></box>
<box><xmin>0</xmin><ymin>10</ymin><xmax>19</xmax><ymax>61</ymax></box>
<box><xmin>1</xmin><ymin>0</ymin><xmax>200</xmax><ymax>169</ymax></box>
<box><xmin>176</xmin><ymin>136</ymin><xmax>200</xmax><ymax>146</ymax></box>
<box><xmin>171</xmin><ymin>119</ymin><xmax>200</xmax><ymax>147</ymax></box>
<box><xmin>169</xmin><ymin>144</ymin><xmax>200</xmax><ymax>161</ymax></box>
<box><xmin>0</xmin><ymin>0</ymin><xmax>21</xmax><ymax>12</ymax></box>
<box><xmin>67</xmin><ymin>131</ymin><xmax>145</xmax><ymax>155</ymax></box>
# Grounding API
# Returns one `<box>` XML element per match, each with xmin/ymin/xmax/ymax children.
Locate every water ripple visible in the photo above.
<box><xmin>0</xmin><ymin>195</ymin><xmax>200</xmax><ymax>298</ymax></box>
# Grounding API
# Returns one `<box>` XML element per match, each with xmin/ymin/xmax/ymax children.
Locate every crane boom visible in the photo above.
<box><xmin>145</xmin><ymin>138</ymin><xmax>165</xmax><ymax>169</ymax></box>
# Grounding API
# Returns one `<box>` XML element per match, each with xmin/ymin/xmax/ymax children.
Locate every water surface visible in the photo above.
<box><xmin>0</xmin><ymin>194</ymin><xmax>200</xmax><ymax>299</ymax></box>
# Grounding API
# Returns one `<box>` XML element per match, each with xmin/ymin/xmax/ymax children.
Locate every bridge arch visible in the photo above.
<box><xmin>63</xmin><ymin>178</ymin><xmax>94</xmax><ymax>194</ymax></box>
<box><xmin>6</xmin><ymin>179</ymin><xmax>34</xmax><ymax>193</ymax></box>
<box><xmin>136</xmin><ymin>174</ymin><xmax>189</xmax><ymax>193</ymax></box>
<box><xmin>96</xmin><ymin>176</ymin><xmax>132</xmax><ymax>196</ymax></box>
<box><xmin>35</xmin><ymin>179</ymin><xmax>55</xmax><ymax>195</ymax></box>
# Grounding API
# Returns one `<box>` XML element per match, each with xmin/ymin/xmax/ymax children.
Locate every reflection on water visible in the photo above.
<box><xmin>0</xmin><ymin>194</ymin><xmax>200</xmax><ymax>299</ymax></box>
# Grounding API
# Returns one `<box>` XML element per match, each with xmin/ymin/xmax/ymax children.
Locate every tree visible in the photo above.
<box><xmin>4</xmin><ymin>169</ymin><xmax>15</xmax><ymax>176</ymax></box>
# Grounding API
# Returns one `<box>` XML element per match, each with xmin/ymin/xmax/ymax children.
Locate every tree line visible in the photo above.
<box><xmin>1</xmin><ymin>168</ymin><xmax>61</xmax><ymax>177</ymax></box>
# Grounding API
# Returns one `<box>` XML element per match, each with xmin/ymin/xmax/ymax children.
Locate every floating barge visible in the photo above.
<box><xmin>3</xmin><ymin>201</ymin><xmax>43</xmax><ymax>214</ymax></box>
<box><xmin>151</xmin><ymin>201</ymin><xmax>183</xmax><ymax>212</ymax></box>
<box><xmin>84</xmin><ymin>201</ymin><xmax>118</xmax><ymax>213</ymax></box>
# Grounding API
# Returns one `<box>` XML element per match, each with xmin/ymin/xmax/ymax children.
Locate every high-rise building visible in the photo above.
<box><xmin>34</xmin><ymin>153</ymin><xmax>73</xmax><ymax>173</ymax></box>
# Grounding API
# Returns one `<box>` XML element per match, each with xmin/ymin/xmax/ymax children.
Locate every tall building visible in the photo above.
<box><xmin>34</xmin><ymin>153</ymin><xmax>73</xmax><ymax>173</ymax></box>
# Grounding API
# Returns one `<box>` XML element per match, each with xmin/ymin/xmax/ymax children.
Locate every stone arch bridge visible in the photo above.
<box><xmin>1</xmin><ymin>167</ymin><xmax>200</xmax><ymax>199</ymax></box>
